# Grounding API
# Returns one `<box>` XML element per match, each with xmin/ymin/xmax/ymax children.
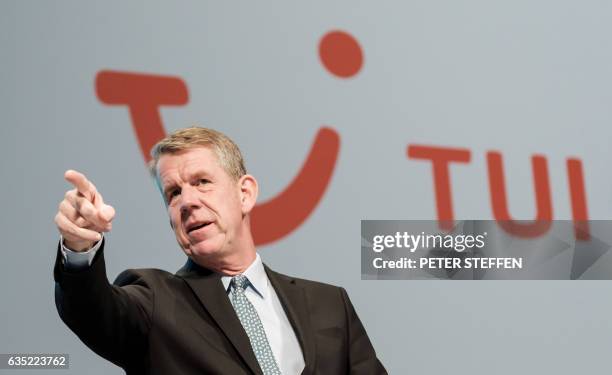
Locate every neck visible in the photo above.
<box><xmin>191</xmin><ymin>230</ymin><xmax>257</xmax><ymax>275</ymax></box>
<box><xmin>214</xmin><ymin>251</ymin><xmax>256</xmax><ymax>276</ymax></box>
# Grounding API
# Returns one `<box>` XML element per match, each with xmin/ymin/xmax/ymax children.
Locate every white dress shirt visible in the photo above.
<box><xmin>60</xmin><ymin>239</ymin><xmax>305</xmax><ymax>375</ymax></box>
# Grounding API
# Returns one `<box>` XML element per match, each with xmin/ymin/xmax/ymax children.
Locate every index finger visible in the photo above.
<box><xmin>64</xmin><ymin>170</ymin><xmax>96</xmax><ymax>201</ymax></box>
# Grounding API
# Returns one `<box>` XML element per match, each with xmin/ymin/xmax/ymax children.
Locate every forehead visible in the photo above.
<box><xmin>157</xmin><ymin>147</ymin><xmax>224</xmax><ymax>182</ymax></box>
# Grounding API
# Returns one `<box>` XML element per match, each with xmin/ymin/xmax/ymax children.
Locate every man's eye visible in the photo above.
<box><xmin>167</xmin><ymin>189</ymin><xmax>180</xmax><ymax>201</ymax></box>
<box><xmin>197</xmin><ymin>179</ymin><xmax>210</xmax><ymax>185</ymax></box>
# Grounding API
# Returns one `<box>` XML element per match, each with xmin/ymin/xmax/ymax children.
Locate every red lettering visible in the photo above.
<box><xmin>487</xmin><ymin>151</ymin><xmax>552</xmax><ymax>237</ymax></box>
<box><xmin>567</xmin><ymin>158</ymin><xmax>590</xmax><ymax>240</ymax></box>
<box><xmin>407</xmin><ymin>145</ymin><xmax>471</xmax><ymax>230</ymax></box>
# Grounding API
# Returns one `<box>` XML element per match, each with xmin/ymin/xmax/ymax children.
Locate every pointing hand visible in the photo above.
<box><xmin>54</xmin><ymin>170</ymin><xmax>116</xmax><ymax>251</ymax></box>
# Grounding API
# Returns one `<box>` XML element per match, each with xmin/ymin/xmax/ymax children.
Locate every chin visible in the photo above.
<box><xmin>189</xmin><ymin>241</ymin><xmax>223</xmax><ymax>258</ymax></box>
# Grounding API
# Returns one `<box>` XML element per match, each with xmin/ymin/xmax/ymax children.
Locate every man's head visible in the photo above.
<box><xmin>149</xmin><ymin>127</ymin><xmax>246</xmax><ymax>181</ymax></box>
<box><xmin>150</xmin><ymin>127</ymin><xmax>258</xmax><ymax>273</ymax></box>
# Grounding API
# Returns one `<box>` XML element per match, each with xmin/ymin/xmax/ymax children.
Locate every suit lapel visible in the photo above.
<box><xmin>265</xmin><ymin>265</ymin><xmax>317</xmax><ymax>374</ymax></box>
<box><xmin>176</xmin><ymin>260</ymin><xmax>262</xmax><ymax>375</ymax></box>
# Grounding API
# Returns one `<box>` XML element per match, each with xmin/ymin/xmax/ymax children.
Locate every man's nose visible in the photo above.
<box><xmin>179</xmin><ymin>186</ymin><xmax>201</xmax><ymax>216</ymax></box>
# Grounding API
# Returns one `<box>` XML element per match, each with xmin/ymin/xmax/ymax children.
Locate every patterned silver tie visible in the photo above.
<box><xmin>230</xmin><ymin>274</ymin><xmax>282</xmax><ymax>375</ymax></box>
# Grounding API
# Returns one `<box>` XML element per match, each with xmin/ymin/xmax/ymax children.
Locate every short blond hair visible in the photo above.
<box><xmin>149</xmin><ymin>126</ymin><xmax>247</xmax><ymax>180</ymax></box>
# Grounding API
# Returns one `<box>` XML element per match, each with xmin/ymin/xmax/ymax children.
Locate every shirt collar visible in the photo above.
<box><xmin>221</xmin><ymin>253</ymin><xmax>268</xmax><ymax>299</ymax></box>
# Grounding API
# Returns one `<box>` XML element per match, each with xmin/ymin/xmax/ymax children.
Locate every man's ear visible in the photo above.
<box><xmin>238</xmin><ymin>174</ymin><xmax>258</xmax><ymax>215</ymax></box>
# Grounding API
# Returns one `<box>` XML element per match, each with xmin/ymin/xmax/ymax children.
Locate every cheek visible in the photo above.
<box><xmin>225</xmin><ymin>202</ymin><xmax>244</xmax><ymax>228</ymax></box>
<box><xmin>168</xmin><ymin>208</ymin><xmax>182</xmax><ymax>232</ymax></box>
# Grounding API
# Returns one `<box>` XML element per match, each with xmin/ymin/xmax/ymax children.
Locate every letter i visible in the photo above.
<box><xmin>567</xmin><ymin>158</ymin><xmax>590</xmax><ymax>240</ymax></box>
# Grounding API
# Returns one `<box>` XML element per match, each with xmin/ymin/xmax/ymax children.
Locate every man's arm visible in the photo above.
<box><xmin>54</xmin><ymin>239</ymin><xmax>154</xmax><ymax>369</ymax></box>
<box><xmin>53</xmin><ymin>170</ymin><xmax>152</xmax><ymax>370</ymax></box>
<box><xmin>340</xmin><ymin>288</ymin><xmax>388</xmax><ymax>375</ymax></box>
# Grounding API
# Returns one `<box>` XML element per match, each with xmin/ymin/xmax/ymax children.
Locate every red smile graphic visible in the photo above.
<box><xmin>95</xmin><ymin>30</ymin><xmax>365</xmax><ymax>245</ymax></box>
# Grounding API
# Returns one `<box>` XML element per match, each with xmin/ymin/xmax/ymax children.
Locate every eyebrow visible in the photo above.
<box><xmin>162</xmin><ymin>170</ymin><xmax>214</xmax><ymax>196</ymax></box>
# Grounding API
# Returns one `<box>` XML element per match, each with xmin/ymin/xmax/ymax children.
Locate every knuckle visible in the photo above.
<box><xmin>59</xmin><ymin>200</ymin><xmax>69</xmax><ymax>213</ymax></box>
<box><xmin>84</xmin><ymin>206</ymin><xmax>94</xmax><ymax>217</ymax></box>
<box><xmin>78</xmin><ymin>201</ymin><xmax>91</xmax><ymax>215</ymax></box>
<box><xmin>76</xmin><ymin>218</ymin><xmax>90</xmax><ymax>228</ymax></box>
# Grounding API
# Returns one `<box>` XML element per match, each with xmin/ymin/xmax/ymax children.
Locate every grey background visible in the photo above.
<box><xmin>2</xmin><ymin>1</ymin><xmax>612</xmax><ymax>373</ymax></box>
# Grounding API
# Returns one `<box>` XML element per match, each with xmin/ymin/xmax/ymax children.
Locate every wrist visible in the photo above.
<box><xmin>63</xmin><ymin>238</ymin><xmax>96</xmax><ymax>252</ymax></box>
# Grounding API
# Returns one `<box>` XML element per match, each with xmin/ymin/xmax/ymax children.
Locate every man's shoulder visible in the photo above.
<box><xmin>265</xmin><ymin>266</ymin><xmax>346</xmax><ymax>296</ymax></box>
<box><xmin>112</xmin><ymin>267</ymin><xmax>180</xmax><ymax>287</ymax></box>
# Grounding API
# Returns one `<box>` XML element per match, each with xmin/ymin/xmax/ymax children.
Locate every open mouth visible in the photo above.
<box><xmin>187</xmin><ymin>222</ymin><xmax>211</xmax><ymax>234</ymax></box>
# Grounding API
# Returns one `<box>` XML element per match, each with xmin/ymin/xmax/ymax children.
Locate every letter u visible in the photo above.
<box><xmin>487</xmin><ymin>151</ymin><xmax>552</xmax><ymax>237</ymax></box>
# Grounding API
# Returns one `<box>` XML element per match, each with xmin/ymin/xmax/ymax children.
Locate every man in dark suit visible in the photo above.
<box><xmin>54</xmin><ymin>127</ymin><xmax>386</xmax><ymax>374</ymax></box>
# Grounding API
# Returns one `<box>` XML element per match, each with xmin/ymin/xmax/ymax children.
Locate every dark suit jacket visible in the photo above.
<box><xmin>54</xmin><ymin>241</ymin><xmax>387</xmax><ymax>375</ymax></box>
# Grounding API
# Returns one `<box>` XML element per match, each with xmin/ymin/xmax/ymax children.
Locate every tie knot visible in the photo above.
<box><xmin>231</xmin><ymin>274</ymin><xmax>249</xmax><ymax>291</ymax></box>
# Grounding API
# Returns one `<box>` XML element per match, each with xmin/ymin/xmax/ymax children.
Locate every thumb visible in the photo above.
<box><xmin>98</xmin><ymin>204</ymin><xmax>116</xmax><ymax>223</ymax></box>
